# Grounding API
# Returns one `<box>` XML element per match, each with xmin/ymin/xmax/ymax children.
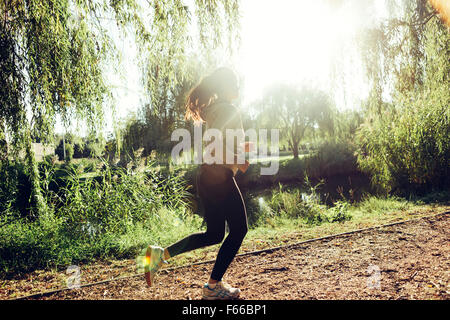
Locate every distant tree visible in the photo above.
<box><xmin>259</xmin><ymin>84</ymin><xmax>334</xmax><ymax>159</ymax></box>
<box><xmin>333</xmin><ymin>109</ymin><xmax>364</xmax><ymax>142</ymax></box>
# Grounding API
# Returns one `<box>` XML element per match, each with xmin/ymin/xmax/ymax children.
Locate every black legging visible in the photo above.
<box><xmin>166</xmin><ymin>163</ymin><xmax>248</xmax><ymax>281</ymax></box>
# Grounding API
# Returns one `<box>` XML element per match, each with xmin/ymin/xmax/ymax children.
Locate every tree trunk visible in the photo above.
<box><xmin>292</xmin><ymin>139</ymin><xmax>299</xmax><ymax>159</ymax></box>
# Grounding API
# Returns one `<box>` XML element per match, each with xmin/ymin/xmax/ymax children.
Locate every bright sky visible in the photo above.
<box><xmin>58</xmin><ymin>0</ymin><xmax>388</xmax><ymax>136</ymax></box>
<box><xmin>236</xmin><ymin>0</ymin><xmax>387</xmax><ymax>108</ymax></box>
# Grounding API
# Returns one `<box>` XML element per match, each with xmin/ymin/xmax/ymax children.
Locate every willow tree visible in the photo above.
<box><xmin>0</xmin><ymin>0</ymin><xmax>240</xmax><ymax>217</ymax></box>
<box><xmin>259</xmin><ymin>84</ymin><xmax>333</xmax><ymax>159</ymax></box>
<box><xmin>355</xmin><ymin>0</ymin><xmax>449</xmax><ymax>193</ymax></box>
<box><xmin>139</xmin><ymin>1</ymin><xmax>240</xmax><ymax>156</ymax></box>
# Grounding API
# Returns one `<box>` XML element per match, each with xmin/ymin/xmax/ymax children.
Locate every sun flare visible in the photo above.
<box><xmin>238</xmin><ymin>0</ymin><xmax>377</xmax><ymax>108</ymax></box>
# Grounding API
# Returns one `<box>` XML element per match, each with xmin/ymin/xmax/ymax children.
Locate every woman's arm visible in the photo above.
<box><xmin>217</xmin><ymin>104</ymin><xmax>250</xmax><ymax>173</ymax></box>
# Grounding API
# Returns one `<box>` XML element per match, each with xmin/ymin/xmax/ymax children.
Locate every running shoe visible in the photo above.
<box><xmin>143</xmin><ymin>245</ymin><xmax>167</xmax><ymax>287</ymax></box>
<box><xmin>202</xmin><ymin>281</ymin><xmax>241</xmax><ymax>300</ymax></box>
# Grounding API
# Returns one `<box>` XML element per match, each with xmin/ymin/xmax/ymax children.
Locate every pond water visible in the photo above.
<box><xmin>241</xmin><ymin>172</ymin><xmax>375</xmax><ymax>206</ymax></box>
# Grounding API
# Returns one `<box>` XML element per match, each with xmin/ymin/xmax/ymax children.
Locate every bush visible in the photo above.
<box><xmin>356</xmin><ymin>101</ymin><xmax>449</xmax><ymax>194</ymax></box>
<box><xmin>355</xmin><ymin>16</ymin><xmax>449</xmax><ymax>195</ymax></box>
<box><xmin>250</xmin><ymin>177</ymin><xmax>353</xmax><ymax>227</ymax></box>
<box><xmin>73</xmin><ymin>142</ymin><xmax>85</xmax><ymax>158</ymax></box>
<box><xmin>0</xmin><ymin>162</ymin><xmax>31</xmax><ymax>219</ymax></box>
<box><xmin>326</xmin><ymin>201</ymin><xmax>352</xmax><ymax>223</ymax></box>
<box><xmin>304</xmin><ymin>140</ymin><xmax>358</xmax><ymax>179</ymax></box>
<box><xmin>267</xmin><ymin>182</ymin><xmax>329</xmax><ymax>225</ymax></box>
<box><xmin>0</xmin><ymin>160</ymin><xmax>203</xmax><ymax>276</ymax></box>
<box><xmin>64</xmin><ymin>143</ymin><xmax>74</xmax><ymax>162</ymax></box>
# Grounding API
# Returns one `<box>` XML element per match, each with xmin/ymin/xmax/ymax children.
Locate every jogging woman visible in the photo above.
<box><xmin>143</xmin><ymin>67</ymin><xmax>252</xmax><ymax>300</ymax></box>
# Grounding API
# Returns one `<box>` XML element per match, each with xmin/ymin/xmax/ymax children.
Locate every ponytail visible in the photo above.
<box><xmin>185</xmin><ymin>67</ymin><xmax>237</xmax><ymax>123</ymax></box>
<box><xmin>184</xmin><ymin>75</ymin><xmax>216</xmax><ymax>123</ymax></box>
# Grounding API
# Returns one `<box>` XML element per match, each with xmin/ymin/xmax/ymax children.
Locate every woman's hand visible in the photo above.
<box><xmin>238</xmin><ymin>160</ymin><xmax>250</xmax><ymax>173</ymax></box>
<box><xmin>242</xmin><ymin>142</ymin><xmax>255</xmax><ymax>153</ymax></box>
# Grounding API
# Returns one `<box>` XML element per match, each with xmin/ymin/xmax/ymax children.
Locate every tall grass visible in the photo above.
<box><xmin>356</xmin><ymin>101</ymin><xmax>449</xmax><ymax>195</ymax></box>
<box><xmin>246</xmin><ymin>176</ymin><xmax>352</xmax><ymax>228</ymax></box>
<box><xmin>0</xmin><ymin>159</ymin><xmax>203</xmax><ymax>277</ymax></box>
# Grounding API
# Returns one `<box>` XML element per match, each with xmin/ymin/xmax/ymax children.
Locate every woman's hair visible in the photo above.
<box><xmin>185</xmin><ymin>67</ymin><xmax>237</xmax><ymax>123</ymax></box>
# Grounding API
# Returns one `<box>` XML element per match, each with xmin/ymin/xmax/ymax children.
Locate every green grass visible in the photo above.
<box><xmin>0</xmin><ymin>159</ymin><xmax>201</xmax><ymax>277</ymax></box>
<box><xmin>246</xmin><ymin>191</ymin><xmax>447</xmax><ymax>246</ymax></box>
<box><xmin>0</xmin><ymin>206</ymin><xmax>204</xmax><ymax>278</ymax></box>
<box><xmin>153</xmin><ymin>189</ymin><xmax>449</xmax><ymax>270</ymax></box>
<box><xmin>1</xmin><ymin>154</ymin><xmax>448</xmax><ymax>279</ymax></box>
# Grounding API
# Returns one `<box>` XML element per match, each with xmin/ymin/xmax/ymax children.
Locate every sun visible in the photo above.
<box><xmin>237</xmin><ymin>0</ymin><xmax>370</xmax><ymax>109</ymax></box>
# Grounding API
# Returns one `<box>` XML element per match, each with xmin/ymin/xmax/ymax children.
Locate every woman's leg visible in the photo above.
<box><xmin>165</xmin><ymin>196</ymin><xmax>226</xmax><ymax>258</ymax></box>
<box><xmin>166</xmin><ymin>164</ymin><xmax>232</xmax><ymax>258</ymax></box>
<box><xmin>143</xmin><ymin>190</ymin><xmax>226</xmax><ymax>287</ymax></box>
<box><xmin>209</xmin><ymin>177</ymin><xmax>248</xmax><ymax>281</ymax></box>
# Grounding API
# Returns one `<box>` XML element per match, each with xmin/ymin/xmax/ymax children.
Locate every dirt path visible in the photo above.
<box><xmin>27</xmin><ymin>213</ymin><xmax>449</xmax><ymax>300</ymax></box>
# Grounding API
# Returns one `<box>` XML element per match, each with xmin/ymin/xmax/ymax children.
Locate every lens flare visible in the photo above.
<box><xmin>429</xmin><ymin>0</ymin><xmax>450</xmax><ymax>27</ymax></box>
